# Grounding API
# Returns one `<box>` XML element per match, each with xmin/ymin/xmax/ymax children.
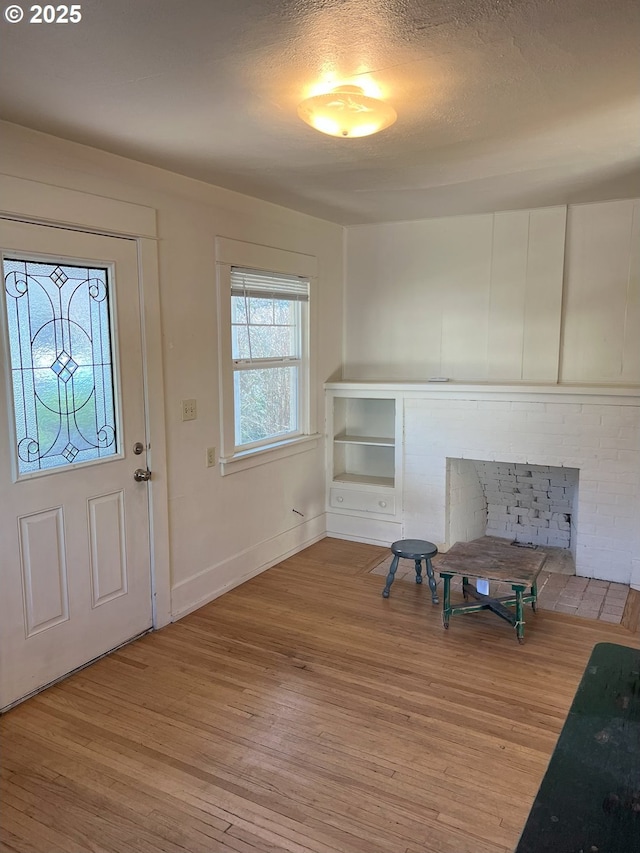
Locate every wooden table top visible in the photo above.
<box><xmin>438</xmin><ymin>537</ymin><xmax>547</xmax><ymax>584</ymax></box>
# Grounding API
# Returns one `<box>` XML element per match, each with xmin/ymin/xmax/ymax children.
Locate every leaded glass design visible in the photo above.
<box><xmin>3</xmin><ymin>258</ymin><xmax>118</xmax><ymax>475</ymax></box>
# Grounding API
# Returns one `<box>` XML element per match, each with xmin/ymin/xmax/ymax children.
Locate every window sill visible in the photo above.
<box><xmin>219</xmin><ymin>433</ymin><xmax>321</xmax><ymax>475</ymax></box>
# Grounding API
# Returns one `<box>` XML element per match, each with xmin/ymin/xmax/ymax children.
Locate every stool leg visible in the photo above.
<box><xmin>382</xmin><ymin>555</ymin><xmax>400</xmax><ymax>598</ymax></box>
<box><xmin>425</xmin><ymin>557</ymin><xmax>439</xmax><ymax>604</ymax></box>
<box><xmin>414</xmin><ymin>559</ymin><xmax>423</xmax><ymax>584</ymax></box>
<box><xmin>531</xmin><ymin>579</ymin><xmax>538</xmax><ymax>613</ymax></box>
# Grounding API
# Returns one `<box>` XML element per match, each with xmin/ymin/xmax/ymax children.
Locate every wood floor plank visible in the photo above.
<box><xmin>622</xmin><ymin>587</ymin><xmax>640</xmax><ymax>633</ymax></box>
<box><xmin>1</xmin><ymin>536</ymin><xmax>638</xmax><ymax>853</ymax></box>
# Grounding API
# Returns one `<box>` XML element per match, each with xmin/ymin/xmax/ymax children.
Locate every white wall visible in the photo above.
<box><xmin>0</xmin><ymin>121</ymin><xmax>344</xmax><ymax>618</ymax></box>
<box><xmin>560</xmin><ymin>199</ymin><xmax>640</xmax><ymax>384</ymax></box>
<box><xmin>344</xmin><ymin>201</ymin><xmax>639</xmax><ymax>385</ymax></box>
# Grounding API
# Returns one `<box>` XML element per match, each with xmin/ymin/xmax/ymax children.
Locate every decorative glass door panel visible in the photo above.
<box><xmin>3</xmin><ymin>258</ymin><xmax>118</xmax><ymax>475</ymax></box>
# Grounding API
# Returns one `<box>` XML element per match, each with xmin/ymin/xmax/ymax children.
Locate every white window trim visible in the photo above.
<box><xmin>216</xmin><ymin>238</ymin><xmax>319</xmax><ymax>475</ymax></box>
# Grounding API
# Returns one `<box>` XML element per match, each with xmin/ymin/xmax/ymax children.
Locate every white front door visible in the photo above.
<box><xmin>0</xmin><ymin>220</ymin><xmax>153</xmax><ymax>710</ymax></box>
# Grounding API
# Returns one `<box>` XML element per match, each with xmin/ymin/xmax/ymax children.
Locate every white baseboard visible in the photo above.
<box><xmin>326</xmin><ymin>531</ymin><xmax>393</xmax><ymax>547</ymax></box>
<box><xmin>170</xmin><ymin>514</ymin><xmax>327</xmax><ymax>620</ymax></box>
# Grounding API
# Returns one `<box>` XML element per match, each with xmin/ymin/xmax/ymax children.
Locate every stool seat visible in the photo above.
<box><xmin>391</xmin><ymin>539</ymin><xmax>438</xmax><ymax>560</ymax></box>
<box><xmin>382</xmin><ymin>539</ymin><xmax>439</xmax><ymax>603</ymax></box>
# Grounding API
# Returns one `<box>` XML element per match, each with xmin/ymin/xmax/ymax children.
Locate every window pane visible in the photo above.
<box><xmin>3</xmin><ymin>258</ymin><xmax>118</xmax><ymax>474</ymax></box>
<box><xmin>248</xmin><ymin>297</ymin><xmax>274</xmax><ymax>325</ymax></box>
<box><xmin>247</xmin><ymin>325</ymin><xmax>295</xmax><ymax>359</ymax></box>
<box><xmin>234</xmin><ymin>366</ymin><xmax>298</xmax><ymax>446</ymax></box>
<box><xmin>232</xmin><ymin>294</ymin><xmax>299</xmax><ymax>361</ymax></box>
<box><xmin>231</xmin><ymin>295</ymin><xmax>247</xmax><ymax>323</ymax></box>
<box><xmin>231</xmin><ymin>324</ymin><xmax>250</xmax><ymax>359</ymax></box>
<box><xmin>273</xmin><ymin>299</ymin><xmax>294</xmax><ymax>324</ymax></box>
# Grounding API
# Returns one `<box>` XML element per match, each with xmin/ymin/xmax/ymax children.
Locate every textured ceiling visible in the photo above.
<box><xmin>0</xmin><ymin>0</ymin><xmax>638</xmax><ymax>224</ymax></box>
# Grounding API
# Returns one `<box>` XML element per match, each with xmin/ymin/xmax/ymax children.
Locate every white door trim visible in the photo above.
<box><xmin>0</xmin><ymin>174</ymin><xmax>171</xmax><ymax>629</ymax></box>
<box><xmin>0</xmin><ymin>174</ymin><xmax>157</xmax><ymax>238</ymax></box>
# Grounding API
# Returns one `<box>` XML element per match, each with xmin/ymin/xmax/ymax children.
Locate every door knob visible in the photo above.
<box><xmin>133</xmin><ymin>468</ymin><xmax>152</xmax><ymax>482</ymax></box>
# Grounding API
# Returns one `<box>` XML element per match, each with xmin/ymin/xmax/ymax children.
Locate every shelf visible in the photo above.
<box><xmin>333</xmin><ymin>433</ymin><xmax>395</xmax><ymax>447</ymax></box>
<box><xmin>333</xmin><ymin>472</ymin><xmax>395</xmax><ymax>488</ymax></box>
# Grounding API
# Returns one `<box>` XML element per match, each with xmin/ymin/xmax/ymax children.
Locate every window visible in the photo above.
<box><xmin>231</xmin><ymin>268</ymin><xmax>309</xmax><ymax>449</ymax></box>
<box><xmin>217</xmin><ymin>239</ymin><xmax>318</xmax><ymax>473</ymax></box>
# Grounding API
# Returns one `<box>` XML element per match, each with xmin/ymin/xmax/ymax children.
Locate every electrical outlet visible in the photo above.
<box><xmin>206</xmin><ymin>447</ymin><xmax>216</xmax><ymax>467</ymax></box>
<box><xmin>182</xmin><ymin>399</ymin><xmax>197</xmax><ymax>421</ymax></box>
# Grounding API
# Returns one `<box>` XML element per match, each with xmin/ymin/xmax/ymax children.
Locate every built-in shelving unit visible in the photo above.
<box><xmin>325</xmin><ymin>388</ymin><xmax>401</xmax><ymax>543</ymax></box>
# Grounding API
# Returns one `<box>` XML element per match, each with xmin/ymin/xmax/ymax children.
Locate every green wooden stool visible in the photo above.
<box><xmin>382</xmin><ymin>539</ymin><xmax>439</xmax><ymax>604</ymax></box>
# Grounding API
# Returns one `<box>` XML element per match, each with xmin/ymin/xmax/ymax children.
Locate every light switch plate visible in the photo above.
<box><xmin>206</xmin><ymin>447</ymin><xmax>216</xmax><ymax>467</ymax></box>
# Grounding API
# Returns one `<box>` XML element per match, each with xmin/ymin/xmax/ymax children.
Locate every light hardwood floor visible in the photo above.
<box><xmin>2</xmin><ymin>537</ymin><xmax>639</xmax><ymax>853</ymax></box>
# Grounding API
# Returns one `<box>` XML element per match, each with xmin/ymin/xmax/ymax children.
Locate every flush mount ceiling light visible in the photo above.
<box><xmin>297</xmin><ymin>85</ymin><xmax>397</xmax><ymax>138</ymax></box>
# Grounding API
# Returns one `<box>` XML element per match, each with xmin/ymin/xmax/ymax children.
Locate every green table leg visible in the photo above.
<box><xmin>513</xmin><ymin>584</ymin><xmax>526</xmax><ymax>643</ymax></box>
<box><xmin>441</xmin><ymin>573</ymin><xmax>452</xmax><ymax>629</ymax></box>
<box><xmin>531</xmin><ymin>579</ymin><xmax>538</xmax><ymax>613</ymax></box>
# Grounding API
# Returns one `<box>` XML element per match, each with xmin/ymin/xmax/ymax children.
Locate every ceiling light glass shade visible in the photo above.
<box><xmin>297</xmin><ymin>85</ymin><xmax>397</xmax><ymax>138</ymax></box>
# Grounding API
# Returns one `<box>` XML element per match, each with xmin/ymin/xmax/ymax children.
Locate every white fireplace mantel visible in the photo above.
<box><xmin>326</xmin><ymin>380</ymin><xmax>639</xmax><ymax>405</ymax></box>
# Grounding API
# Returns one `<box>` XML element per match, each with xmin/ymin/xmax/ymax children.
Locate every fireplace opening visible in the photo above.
<box><xmin>446</xmin><ymin>459</ymin><xmax>579</xmax><ymax>564</ymax></box>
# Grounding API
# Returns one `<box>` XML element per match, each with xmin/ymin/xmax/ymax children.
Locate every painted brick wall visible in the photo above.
<box><xmin>447</xmin><ymin>458</ymin><xmax>487</xmax><ymax>545</ymax></box>
<box><xmin>403</xmin><ymin>397</ymin><xmax>640</xmax><ymax>584</ymax></box>
<box><xmin>475</xmin><ymin>461</ymin><xmax>579</xmax><ymax>549</ymax></box>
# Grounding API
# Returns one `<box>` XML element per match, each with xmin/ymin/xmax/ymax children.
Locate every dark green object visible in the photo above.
<box><xmin>440</xmin><ymin>574</ymin><xmax>537</xmax><ymax>643</ymax></box>
<box><xmin>515</xmin><ymin>642</ymin><xmax>640</xmax><ymax>853</ymax></box>
<box><xmin>382</xmin><ymin>539</ymin><xmax>439</xmax><ymax>603</ymax></box>
<box><xmin>437</xmin><ymin>539</ymin><xmax>545</xmax><ymax>643</ymax></box>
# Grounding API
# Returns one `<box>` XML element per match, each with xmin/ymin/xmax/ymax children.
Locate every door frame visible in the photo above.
<box><xmin>0</xmin><ymin>174</ymin><xmax>171</xmax><ymax>629</ymax></box>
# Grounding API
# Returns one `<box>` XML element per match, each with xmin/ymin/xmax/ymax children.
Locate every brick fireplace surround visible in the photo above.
<box><xmin>398</xmin><ymin>384</ymin><xmax>640</xmax><ymax>588</ymax></box>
